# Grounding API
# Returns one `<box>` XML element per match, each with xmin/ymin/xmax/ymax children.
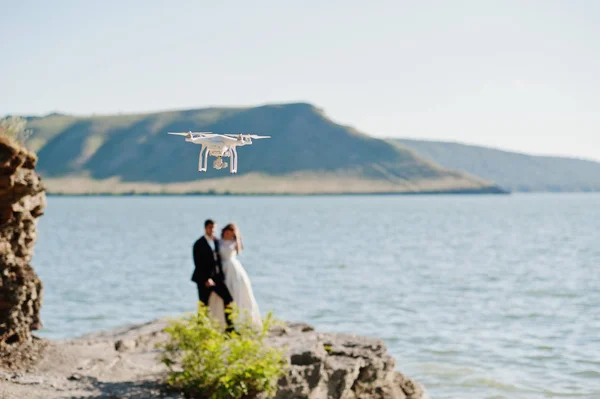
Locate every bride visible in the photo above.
<box><xmin>208</xmin><ymin>223</ymin><xmax>262</xmax><ymax>330</ymax></box>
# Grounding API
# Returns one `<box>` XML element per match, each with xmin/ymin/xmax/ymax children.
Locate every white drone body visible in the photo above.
<box><xmin>168</xmin><ymin>131</ymin><xmax>270</xmax><ymax>174</ymax></box>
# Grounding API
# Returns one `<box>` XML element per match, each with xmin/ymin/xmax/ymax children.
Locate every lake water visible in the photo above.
<box><xmin>32</xmin><ymin>194</ymin><xmax>600</xmax><ymax>399</ymax></box>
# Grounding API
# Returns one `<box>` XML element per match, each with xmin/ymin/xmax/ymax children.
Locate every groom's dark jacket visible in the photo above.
<box><xmin>192</xmin><ymin>236</ymin><xmax>224</xmax><ymax>284</ymax></box>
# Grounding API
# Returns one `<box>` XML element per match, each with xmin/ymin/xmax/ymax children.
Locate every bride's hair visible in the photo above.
<box><xmin>221</xmin><ymin>223</ymin><xmax>243</xmax><ymax>253</ymax></box>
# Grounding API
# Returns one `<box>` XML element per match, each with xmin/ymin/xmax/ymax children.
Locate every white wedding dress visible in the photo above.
<box><xmin>207</xmin><ymin>240</ymin><xmax>262</xmax><ymax>330</ymax></box>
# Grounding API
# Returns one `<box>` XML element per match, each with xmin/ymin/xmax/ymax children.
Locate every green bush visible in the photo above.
<box><xmin>158</xmin><ymin>303</ymin><xmax>288</xmax><ymax>399</ymax></box>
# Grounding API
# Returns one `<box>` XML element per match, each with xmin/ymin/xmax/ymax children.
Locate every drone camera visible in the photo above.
<box><xmin>213</xmin><ymin>158</ymin><xmax>228</xmax><ymax>170</ymax></box>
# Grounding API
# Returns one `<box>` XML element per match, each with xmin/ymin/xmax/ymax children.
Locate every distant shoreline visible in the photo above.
<box><xmin>46</xmin><ymin>188</ymin><xmax>511</xmax><ymax>197</ymax></box>
<box><xmin>45</xmin><ymin>190</ymin><xmax>600</xmax><ymax>197</ymax></box>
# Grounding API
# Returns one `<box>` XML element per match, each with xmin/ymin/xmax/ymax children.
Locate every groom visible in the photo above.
<box><xmin>192</xmin><ymin>219</ymin><xmax>234</xmax><ymax>330</ymax></box>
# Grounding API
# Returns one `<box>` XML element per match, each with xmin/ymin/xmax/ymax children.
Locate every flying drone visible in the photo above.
<box><xmin>168</xmin><ymin>131</ymin><xmax>270</xmax><ymax>174</ymax></box>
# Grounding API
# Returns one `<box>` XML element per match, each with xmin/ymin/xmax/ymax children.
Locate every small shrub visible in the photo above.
<box><xmin>158</xmin><ymin>303</ymin><xmax>288</xmax><ymax>399</ymax></box>
<box><xmin>0</xmin><ymin>116</ymin><xmax>33</xmax><ymax>147</ymax></box>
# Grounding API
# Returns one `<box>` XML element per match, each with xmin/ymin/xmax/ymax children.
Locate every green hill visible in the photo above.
<box><xmin>394</xmin><ymin>138</ymin><xmax>600</xmax><ymax>192</ymax></box>
<box><xmin>20</xmin><ymin>103</ymin><xmax>504</xmax><ymax>194</ymax></box>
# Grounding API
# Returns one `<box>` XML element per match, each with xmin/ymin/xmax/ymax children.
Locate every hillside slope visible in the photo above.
<box><xmin>21</xmin><ymin>103</ymin><xmax>504</xmax><ymax>194</ymax></box>
<box><xmin>394</xmin><ymin>139</ymin><xmax>600</xmax><ymax>192</ymax></box>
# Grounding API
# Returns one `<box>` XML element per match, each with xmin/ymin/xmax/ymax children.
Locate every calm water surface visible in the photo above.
<box><xmin>33</xmin><ymin>194</ymin><xmax>600</xmax><ymax>399</ymax></box>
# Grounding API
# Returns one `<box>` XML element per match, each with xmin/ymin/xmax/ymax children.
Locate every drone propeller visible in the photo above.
<box><xmin>223</xmin><ymin>134</ymin><xmax>271</xmax><ymax>139</ymax></box>
<box><xmin>167</xmin><ymin>132</ymin><xmax>190</xmax><ymax>136</ymax></box>
<box><xmin>246</xmin><ymin>134</ymin><xmax>271</xmax><ymax>139</ymax></box>
<box><xmin>168</xmin><ymin>131</ymin><xmax>214</xmax><ymax>138</ymax></box>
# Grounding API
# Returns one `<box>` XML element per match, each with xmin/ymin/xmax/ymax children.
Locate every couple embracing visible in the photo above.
<box><xmin>192</xmin><ymin>219</ymin><xmax>262</xmax><ymax>331</ymax></box>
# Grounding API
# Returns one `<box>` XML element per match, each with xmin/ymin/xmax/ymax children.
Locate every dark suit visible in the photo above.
<box><xmin>192</xmin><ymin>236</ymin><xmax>233</xmax><ymax>327</ymax></box>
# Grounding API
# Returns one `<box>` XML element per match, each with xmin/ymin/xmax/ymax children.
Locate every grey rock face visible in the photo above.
<box><xmin>267</xmin><ymin>323</ymin><xmax>429</xmax><ymax>399</ymax></box>
<box><xmin>1</xmin><ymin>317</ymin><xmax>430</xmax><ymax>398</ymax></box>
<box><xmin>0</xmin><ymin>137</ymin><xmax>46</xmax><ymax>353</ymax></box>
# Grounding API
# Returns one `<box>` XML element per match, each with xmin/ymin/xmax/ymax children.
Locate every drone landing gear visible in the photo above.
<box><xmin>230</xmin><ymin>147</ymin><xmax>238</xmax><ymax>174</ymax></box>
<box><xmin>198</xmin><ymin>145</ymin><xmax>208</xmax><ymax>172</ymax></box>
<box><xmin>198</xmin><ymin>146</ymin><xmax>238</xmax><ymax>174</ymax></box>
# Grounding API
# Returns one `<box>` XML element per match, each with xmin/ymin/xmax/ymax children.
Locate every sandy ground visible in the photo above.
<box><xmin>1</xmin><ymin>319</ymin><xmax>182</xmax><ymax>399</ymax></box>
<box><xmin>42</xmin><ymin>172</ymin><xmax>499</xmax><ymax>195</ymax></box>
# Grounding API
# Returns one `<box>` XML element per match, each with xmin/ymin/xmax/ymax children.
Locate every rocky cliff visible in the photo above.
<box><xmin>0</xmin><ymin>137</ymin><xmax>46</xmax><ymax>353</ymax></box>
<box><xmin>0</xmin><ymin>318</ymin><xmax>430</xmax><ymax>399</ymax></box>
<box><xmin>267</xmin><ymin>322</ymin><xmax>428</xmax><ymax>399</ymax></box>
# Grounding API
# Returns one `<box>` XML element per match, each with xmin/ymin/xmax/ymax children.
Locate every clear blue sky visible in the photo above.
<box><xmin>2</xmin><ymin>0</ymin><xmax>599</xmax><ymax>160</ymax></box>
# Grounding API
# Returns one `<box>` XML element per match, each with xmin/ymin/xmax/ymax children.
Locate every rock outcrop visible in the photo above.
<box><xmin>0</xmin><ymin>318</ymin><xmax>430</xmax><ymax>399</ymax></box>
<box><xmin>0</xmin><ymin>137</ymin><xmax>46</xmax><ymax>353</ymax></box>
<box><xmin>268</xmin><ymin>322</ymin><xmax>428</xmax><ymax>399</ymax></box>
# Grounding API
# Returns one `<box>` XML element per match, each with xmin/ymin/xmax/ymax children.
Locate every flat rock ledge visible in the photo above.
<box><xmin>0</xmin><ymin>318</ymin><xmax>430</xmax><ymax>399</ymax></box>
